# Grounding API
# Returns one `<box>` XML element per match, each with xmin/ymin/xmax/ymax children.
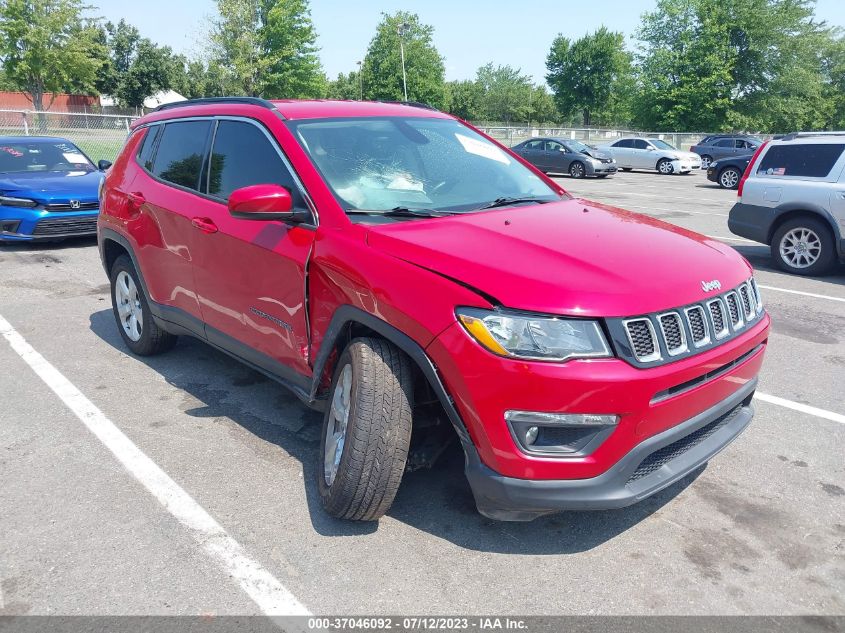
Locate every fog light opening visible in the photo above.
<box><xmin>505</xmin><ymin>410</ymin><xmax>619</xmax><ymax>457</ymax></box>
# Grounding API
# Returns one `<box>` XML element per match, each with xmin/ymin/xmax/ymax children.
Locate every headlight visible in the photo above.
<box><xmin>0</xmin><ymin>195</ymin><xmax>37</xmax><ymax>208</ymax></box>
<box><xmin>456</xmin><ymin>308</ymin><xmax>612</xmax><ymax>361</ymax></box>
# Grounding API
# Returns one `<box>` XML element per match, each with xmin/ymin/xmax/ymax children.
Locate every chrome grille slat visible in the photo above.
<box><xmin>725</xmin><ymin>292</ymin><xmax>744</xmax><ymax>329</ymax></box>
<box><xmin>685</xmin><ymin>305</ymin><xmax>710</xmax><ymax>347</ymax></box>
<box><xmin>707</xmin><ymin>299</ymin><xmax>729</xmax><ymax>339</ymax></box>
<box><xmin>658</xmin><ymin>312</ymin><xmax>687</xmax><ymax>356</ymax></box>
<box><xmin>738</xmin><ymin>284</ymin><xmax>754</xmax><ymax>319</ymax></box>
<box><xmin>623</xmin><ymin>318</ymin><xmax>661</xmax><ymax>363</ymax></box>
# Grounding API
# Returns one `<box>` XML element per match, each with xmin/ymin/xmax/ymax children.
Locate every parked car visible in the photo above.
<box><xmin>599</xmin><ymin>137</ymin><xmax>702</xmax><ymax>174</ymax></box>
<box><xmin>729</xmin><ymin>132</ymin><xmax>845</xmax><ymax>275</ymax></box>
<box><xmin>511</xmin><ymin>137</ymin><xmax>617</xmax><ymax>178</ymax></box>
<box><xmin>691</xmin><ymin>135</ymin><xmax>763</xmax><ymax>169</ymax></box>
<box><xmin>0</xmin><ymin>136</ymin><xmax>110</xmax><ymax>243</ymax></box>
<box><xmin>707</xmin><ymin>154</ymin><xmax>754</xmax><ymax>189</ymax></box>
<box><xmin>99</xmin><ymin>98</ymin><xmax>769</xmax><ymax>522</ymax></box>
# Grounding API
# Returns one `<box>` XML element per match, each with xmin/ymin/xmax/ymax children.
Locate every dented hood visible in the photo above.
<box><xmin>365</xmin><ymin>198</ymin><xmax>751</xmax><ymax>318</ymax></box>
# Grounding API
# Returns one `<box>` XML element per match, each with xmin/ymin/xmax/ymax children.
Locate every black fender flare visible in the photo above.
<box><xmin>310</xmin><ymin>305</ymin><xmax>473</xmax><ymax>448</ymax></box>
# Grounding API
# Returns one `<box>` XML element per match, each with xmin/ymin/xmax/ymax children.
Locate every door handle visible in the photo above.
<box><xmin>191</xmin><ymin>217</ymin><xmax>218</xmax><ymax>234</ymax></box>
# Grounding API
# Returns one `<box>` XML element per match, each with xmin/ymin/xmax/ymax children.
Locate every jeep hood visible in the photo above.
<box><xmin>365</xmin><ymin>198</ymin><xmax>751</xmax><ymax>318</ymax></box>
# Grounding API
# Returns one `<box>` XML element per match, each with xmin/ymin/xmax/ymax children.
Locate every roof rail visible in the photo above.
<box><xmin>380</xmin><ymin>100</ymin><xmax>440</xmax><ymax>111</ymax></box>
<box><xmin>781</xmin><ymin>131</ymin><xmax>845</xmax><ymax>141</ymax></box>
<box><xmin>152</xmin><ymin>97</ymin><xmax>277</xmax><ymax>113</ymax></box>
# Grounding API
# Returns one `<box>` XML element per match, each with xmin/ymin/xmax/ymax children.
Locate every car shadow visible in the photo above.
<box><xmin>89</xmin><ymin>308</ymin><xmax>704</xmax><ymax>554</ymax></box>
<box><xmin>0</xmin><ymin>235</ymin><xmax>97</xmax><ymax>252</ymax></box>
<box><xmin>731</xmin><ymin>243</ymin><xmax>845</xmax><ymax>286</ymax></box>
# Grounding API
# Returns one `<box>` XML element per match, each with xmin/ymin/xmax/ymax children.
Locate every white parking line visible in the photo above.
<box><xmin>758</xmin><ymin>284</ymin><xmax>845</xmax><ymax>304</ymax></box>
<box><xmin>705</xmin><ymin>234</ymin><xmax>757</xmax><ymax>243</ymax></box>
<box><xmin>0</xmin><ymin>314</ymin><xmax>311</xmax><ymax>618</ymax></box>
<box><xmin>755</xmin><ymin>392</ymin><xmax>845</xmax><ymax>425</ymax></box>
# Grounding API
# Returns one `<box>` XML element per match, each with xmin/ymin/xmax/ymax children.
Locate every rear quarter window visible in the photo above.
<box><xmin>757</xmin><ymin>144</ymin><xmax>845</xmax><ymax>178</ymax></box>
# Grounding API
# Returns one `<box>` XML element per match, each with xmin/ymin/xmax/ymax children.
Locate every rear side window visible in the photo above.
<box><xmin>137</xmin><ymin>125</ymin><xmax>161</xmax><ymax>171</ymax></box>
<box><xmin>207</xmin><ymin>120</ymin><xmax>303</xmax><ymax>204</ymax></box>
<box><xmin>758</xmin><ymin>144</ymin><xmax>845</xmax><ymax>178</ymax></box>
<box><xmin>523</xmin><ymin>140</ymin><xmax>543</xmax><ymax>150</ymax></box>
<box><xmin>151</xmin><ymin>120</ymin><xmax>212</xmax><ymax>190</ymax></box>
<box><xmin>613</xmin><ymin>139</ymin><xmax>632</xmax><ymax>148</ymax></box>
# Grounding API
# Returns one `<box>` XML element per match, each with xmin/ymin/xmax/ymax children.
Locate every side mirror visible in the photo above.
<box><xmin>228</xmin><ymin>184</ymin><xmax>308</xmax><ymax>222</ymax></box>
<box><xmin>98</xmin><ymin>159</ymin><xmax>112</xmax><ymax>171</ymax></box>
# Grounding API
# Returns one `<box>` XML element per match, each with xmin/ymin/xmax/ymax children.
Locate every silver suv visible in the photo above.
<box><xmin>729</xmin><ymin>132</ymin><xmax>845</xmax><ymax>275</ymax></box>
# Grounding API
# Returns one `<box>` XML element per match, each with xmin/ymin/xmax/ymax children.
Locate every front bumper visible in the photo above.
<box><xmin>0</xmin><ymin>208</ymin><xmax>99</xmax><ymax>241</ymax></box>
<box><xmin>586</xmin><ymin>161</ymin><xmax>617</xmax><ymax>176</ymax></box>
<box><xmin>465</xmin><ymin>377</ymin><xmax>756</xmax><ymax>520</ymax></box>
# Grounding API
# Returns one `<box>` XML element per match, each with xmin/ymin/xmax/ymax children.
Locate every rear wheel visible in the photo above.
<box><xmin>318</xmin><ymin>337</ymin><xmax>413</xmax><ymax>521</ymax></box>
<box><xmin>109</xmin><ymin>255</ymin><xmax>177</xmax><ymax>355</ymax></box>
<box><xmin>772</xmin><ymin>217</ymin><xmax>836</xmax><ymax>276</ymax></box>
<box><xmin>718</xmin><ymin>167</ymin><xmax>741</xmax><ymax>189</ymax></box>
<box><xmin>700</xmin><ymin>155</ymin><xmax>713</xmax><ymax>169</ymax></box>
<box><xmin>657</xmin><ymin>158</ymin><xmax>674</xmax><ymax>175</ymax></box>
<box><xmin>569</xmin><ymin>161</ymin><xmax>586</xmax><ymax>179</ymax></box>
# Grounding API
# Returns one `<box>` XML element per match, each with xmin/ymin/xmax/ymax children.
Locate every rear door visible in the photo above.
<box><xmin>189</xmin><ymin>117</ymin><xmax>316</xmax><ymax>381</ymax></box>
<box><xmin>610</xmin><ymin>139</ymin><xmax>632</xmax><ymax>167</ymax></box>
<box><xmin>135</xmin><ymin>119</ymin><xmax>213</xmax><ymax>323</ymax></box>
<box><xmin>519</xmin><ymin>139</ymin><xmax>546</xmax><ymax>170</ymax></box>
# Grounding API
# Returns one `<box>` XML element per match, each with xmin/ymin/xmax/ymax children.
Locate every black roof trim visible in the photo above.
<box><xmin>153</xmin><ymin>97</ymin><xmax>278</xmax><ymax>113</ymax></box>
<box><xmin>380</xmin><ymin>100</ymin><xmax>440</xmax><ymax>111</ymax></box>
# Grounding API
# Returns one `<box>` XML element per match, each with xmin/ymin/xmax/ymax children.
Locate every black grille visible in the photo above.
<box><xmin>739</xmin><ymin>285</ymin><xmax>753</xmax><ymax>318</ymax></box>
<box><xmin>32</xmin><ymin>216</ymin><xmax>98</xmax><ymax>236</ymax></box>
<box><xmin>627</xmin><ymin>404</ymin><xmax>744</xmax><ymax>483</ymax></box>
<box><xmin>659</xmin><ymin>313</ymin><xmax>684</xmax><ymax>351</ymax></box>
<box><xmin>45</xmin><ymin>202</ymin><xmax>99</xmax><ymax>211</ymax></box>
<box><xmin>626</xmin><ymin>320</ymin><xmax>656</xmax><ymax>358</ymax></box>
<box><xmin>687</xmin><ymin>307</ymin><xmax>707</xmax><ymax>344</ymax></box>
<box><xmin>708</xmin><ymin>300</ymin><xmax>725</xmax><ymax>334</ymax></box>
<box><xmin>726</xmin><ymin>293</ymin><xmax>741</xmax><ymax>326</ymax></box>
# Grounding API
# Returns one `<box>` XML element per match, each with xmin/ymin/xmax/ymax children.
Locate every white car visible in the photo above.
<box><xmin>600</xmin><ymin>137</ymin><xmax>702</xmax><ymax>175</ymax></box>
<box><xmin>729</xmin><ymin>131</ymin><xmax>845</xmax><ymax>275</ymax></box>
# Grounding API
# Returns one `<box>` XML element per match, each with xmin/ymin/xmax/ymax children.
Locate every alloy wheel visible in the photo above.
<box><xmin>570</xmin><ymin>162</ymin><xmax>585</xmax><ymax>178</ymax></box>
<box><xmin>324</xmin><ymin>363</ymin><xmax>353</xmax><ymax>486</ymax></box>
<box><xmin>115</xmin><ymin>271</ymin><xmax>143</xmax><ymax>342</ymax></box>
<box><xmin>700</xmin><ymin>156</ymin><xmax>712</xmax><ymax>169</ymax></box>
<box><xmin>658</xmin><ymin>159</ymin><xmax>674</xmax><ymax>174</ymax></box>
<box><xmin>779</xmin><ymin>228</ymin><xmax>822</xmax><ymax>269</ymax></box>
<box><xmin>719</xmin><ymin>168</ymin><xmax>740</xmax><ymax>189</ymax></box>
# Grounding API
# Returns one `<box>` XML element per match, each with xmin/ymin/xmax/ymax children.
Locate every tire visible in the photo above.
<box><xmin>109</xmin><ymin>255</ymin><xmax>177</xmax><ymax>355</ymax></box>
<box><xmin>657</xmin><ymin>158</ymin><xmax>674</xmax><ymax>175</ymax></box>
<box><xmin>318</xmin><ymin>337</ymin><xmax>413</xmax><ymax>521</ymax></box>
<box><xmin>718</xmin><ymin>167</ymin><xmax>742</xmax><ymax>189</ymax></box>
<box><xmin>569</xmin><ymin>161</ymin><xmax>586</xmax><ymax>179</ymax></box>
<box><xmin>700</xmin><ymin>155</ymin><xmax>713</xmax><ymax>169</ymax></box>
<box><xmin>771</xmin><ymin>217</ymin><xmax>837</xmax><ymax>276</ymax></box>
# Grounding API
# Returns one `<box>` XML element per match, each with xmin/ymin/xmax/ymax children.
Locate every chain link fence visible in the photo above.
<box><xmin>0</xmin><ymin>109</ymin><xmax>137</xmax><ymax>163</ymax></box>
<box><xmin>475</xmin><ymin>126</ymin><xmax>725</xmax><ymax>151</ymax></box>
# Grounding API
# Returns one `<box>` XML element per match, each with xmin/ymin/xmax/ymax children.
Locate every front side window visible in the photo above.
<box><xmin>208</xmin><ymin>120</ymin><xmax>303</xmax><ymax>205</ymax></box>
<box><xmin>151</xmin><ymin>120</ymin><xmax>212</xmax><ymax>190</ymax></box>
<box><xmin>288</xmin><ymin>117</ymin><xmax>562</xmax><ymax>215</ymax></box>
<box><xmin>633</xmin><ymin>140</ymin><xmax>650</xmax><ymax>150</ymax></box>
<box><xmin>0</xmin><ymin>140</ymin><xmax>94</xmax><ymax>173</ymax></box>
<box><xmin>757</xmin><ymin>144</ymin><xmax>845</xmax><ymax>178</ymax></box>
<box><xmin>545</xmin><ymin>140</ymin><xmax>565</xmax><ymax>152</ymax></box>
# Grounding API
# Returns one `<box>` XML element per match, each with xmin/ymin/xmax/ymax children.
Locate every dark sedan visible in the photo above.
<box><xmin>511</xmin><ymin>138</ymin><xmax>617</xmax><ymax>178</ymax></box>
<box><xmin>706</xmin><ymin>153</ymin><xmax>754</xmax><ymax>189</ymax></box>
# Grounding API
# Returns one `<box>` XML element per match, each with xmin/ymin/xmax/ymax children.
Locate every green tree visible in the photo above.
<box><xmin>546</xmin><ymin>27</ymin><xmax>633</xmax><ymax>127</ymax></box>
<box><xmin>327</xmin><ymin>71</ymin><xmax>361</xmax><ymax>100</ymax></box>
<box><xmin>528</xmin><ymin>85</ymin><xmax>559</xmax><ymax>126</ymax></box>
<box><xmin>633</xmin><ymin>0</ymin><xmax>838</xmax><ymax>132</ymax></box>
<box><xmin>208</xmin><ymin>0</ymin><xmax>324</xmax><ymax>98</ymax></box>
<box><xmin>445</xmin><ymin>79</ymin><xmax>483</xmax><ymax>120</ymax></box>
<box><xmin>0</xmin><ymin>0</ymin><xmax>103</xmax><ymax>111</ymax></box>
<box><xmin>360</xmin><ymin>12</ymin><xmax>446</xmax><ymax>108</ymax></box>
<box><xmin>475</xmin><ymin>63</ymin><xmax>533</xmax><ymax>124</ymax></box>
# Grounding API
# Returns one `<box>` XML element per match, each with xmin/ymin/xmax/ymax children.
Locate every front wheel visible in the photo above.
<box><xmin>657</xmin><ymin>158</ymin><xmax>674</xmax><ymax>175</ymax></box>
<box><xmin>718</xmin><ymin>167</ymin><xmax>741</xmax><ymax>189</ymax></box>
<box><xmin>772</xmin><ymin>217</ymin><xmax>837</xmax><ymax>276</ymax></box>
<box><xmin>569</xmin><ymin>161</ymin><xmax>586</xmax><ymax>179</ymax></box>
<box><xmin>318</xmin><ymin>337</ymin><xmax>413</xmax><ymax>521</ymax></box>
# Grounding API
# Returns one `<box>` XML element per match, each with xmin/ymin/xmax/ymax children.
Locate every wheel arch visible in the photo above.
<box><xmin>309</xmin><ymin>305</ymin><xmax>473</xmax><ymax>448</ymax></box>
<box><xmin>767</xmin><ymin>205</ymin><xmax>841</xmax><ymax>247</ymax></box>
<box><xmin>99</xmin><ymin>228</ymin><xmax>153</xmax><ymax>298</ymax></box>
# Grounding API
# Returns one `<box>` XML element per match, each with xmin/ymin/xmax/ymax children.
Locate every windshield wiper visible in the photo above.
<box><xmin>475</xmin><ymin>196</ymin><xmax>552</xmax><ymax>211</ymax></box>
<box><xmin>347</xmin><ymin>206</ymin><xmax>454</xmax><ymax>218</ymax></box>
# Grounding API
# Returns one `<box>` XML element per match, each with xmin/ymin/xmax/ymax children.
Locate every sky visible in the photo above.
<box><xmin>93</xmin><ymin>0</ymin><xmax>845</xmax><ymax>85</ymax></box>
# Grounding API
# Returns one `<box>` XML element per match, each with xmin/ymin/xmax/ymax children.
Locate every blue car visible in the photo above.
<box><xmin>0</xmin><ymin>136</ymin><xmax>109</xmax><ymax>243</ymax></box>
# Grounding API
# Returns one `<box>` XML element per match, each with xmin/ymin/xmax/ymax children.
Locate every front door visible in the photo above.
<box><xmin>189</xmin><ymin>118</ymin><xmax>316</xmax><ymax>382</ymax></box>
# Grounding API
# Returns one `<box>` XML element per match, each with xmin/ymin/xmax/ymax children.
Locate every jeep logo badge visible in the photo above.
<box><xmin>69</xmin><ymin>200</ymin><xmax>81</xmax><ymax>209</ymax></box>
<box><xmin>701</xmin><ymin>279</ymin><xmax>721</xmax><ymax>292</ymax></box>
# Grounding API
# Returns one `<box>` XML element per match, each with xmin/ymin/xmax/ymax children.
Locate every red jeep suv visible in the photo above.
<box><xmin>98</xmin><ymin>98</ymin><xmax>769</xmax><ymax>521</ymax></box>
